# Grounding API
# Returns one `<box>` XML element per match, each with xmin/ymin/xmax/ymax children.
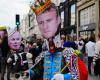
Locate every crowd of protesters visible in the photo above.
<box><xmin>0</xmin><ymin>0</ymin><xmax>100</xmax><ymax>80</ymax></box>
<box><xmin>61</xmin><ymin>33</ymin><xmax>100</xmax><ymax>78</ymax></box>
<box><xmin>0</xmin><ymin>27</ymin><xmax>43</xmax><ymax>80</ymax></box>
<box><xmin>0</xmin><ymin>25</ymin><xmax>100</xmax><ymax>80</ymax></box>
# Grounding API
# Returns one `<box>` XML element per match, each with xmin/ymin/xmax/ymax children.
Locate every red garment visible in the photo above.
<box><xmin>78</xmin><ymin>57</ymin><xmax>88</xmax><ymax>80</ymax></box>
<box><xmin>48</xmin><ymin>38</ymin><xmax>56</xmax><ymax>53</ymax></box>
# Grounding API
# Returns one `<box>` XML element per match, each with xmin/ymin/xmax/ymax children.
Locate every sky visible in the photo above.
<box><xmin>0</xmin><ymin>0</ymin><xmax>75</xmax><ymax>28</ymax></box>
<box><xmin>0</xmin><ymin>0</ymin><xmax>33</xmax><ymax>28</ymax></box>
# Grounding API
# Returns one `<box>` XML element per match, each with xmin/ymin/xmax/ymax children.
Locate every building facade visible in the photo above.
<box><xmin>59</xmin><ymin>0</ymin><xmax>77</xmax><ymax>35</ymax></box>
<box><xmin>77</xmin><ymin>0</ymin><xmax>100</xmax><ymax>38</ymax></box>
<box><xmin>20</xmin><ymin>15</ymin><xmax>29</xmax><ymax>39</ymax></box>
<box><xmin>28</xmin><ymin>9</ymin><xmax>41</xmax><ymax>37</ymax></box>
<box><xmin>52</xmin><ymin>0</ymin><xmax>64</xmax><ymax>6</ymax></box>
<box><xmin>20</xmin><ymin>9</ymin><xmax>41</xmax><ymax>42</ymax></box>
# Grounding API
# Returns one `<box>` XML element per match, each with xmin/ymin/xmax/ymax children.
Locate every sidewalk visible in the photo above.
<box><xmin>88</xmin><ymin>75</ymin><xmax>99</xmax><ymax>80</ymax></box>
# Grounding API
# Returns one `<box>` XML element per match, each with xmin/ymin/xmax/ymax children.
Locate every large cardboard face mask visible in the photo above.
<box><xmin>37</xmin><ymin>9</ymin><xmax>60</xmax><ymax>39</ymax></box>
<box><xmin>8</xmin><ymin>32</ymin><xmax>22</xmax><ymax>50</ymax></box>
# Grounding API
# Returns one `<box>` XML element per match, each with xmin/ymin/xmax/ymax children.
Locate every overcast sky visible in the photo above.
<box><xmin>0</xmin><ymin>0</ymin><xmax>33</xmax><ymax>28</ymax></box>
<box><xmin>0</xmin><ymin>0</ymin><xmax>75</xmax><ymax>28</ymax></box>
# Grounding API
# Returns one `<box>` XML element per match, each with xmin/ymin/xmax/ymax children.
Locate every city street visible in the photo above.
<box><xmin>1</xmin><ymin>59</ymin><xmax>100</xmax><ymax>80</ymax></box>
<box><xmin>0</xmin><ymin>0</ymin><xmax>100</xmax><ymax>80</ymax></box>
<box><xmin>0</xmin><ymin>73</ymin><xmax>99</xmax><ymax>80</ymax></box>
<box><xmin>1</xmin><ymin>64</ymin><xmax>100</xmax><ymax>80</ymax></box>
<box><xmin>88</xmin><ymin>75</ymin><xmax>99</xmax><ymax>80</ymax></box>
<box><xmin>2</xmin><ymin>74</ymin><xmax>99</xmax><ymax>80</ymax></box>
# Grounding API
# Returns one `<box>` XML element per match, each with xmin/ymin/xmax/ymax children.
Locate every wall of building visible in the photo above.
<box><xmin>28</xmin><ymin>9</ymin><xmax>41</xmax><ymax>37</ymax></box>
<box><xmin>20</xmin><ymin>15</ymin><xmax>29</xmax><ymax>39</ymax></box>
<box><xmin>20</xmin><ymin>9</ymin><xmax>41</xmax><ymax>40</ymax></box>
<box><xmin>52</xmin><ymin>0</ymin><xmax>64</xmax><ymax>6</ymax></box>
<box><xmin>77</xmin><ymin>0</ymin><xmax>100</xmax><ymax>37</ymax></box>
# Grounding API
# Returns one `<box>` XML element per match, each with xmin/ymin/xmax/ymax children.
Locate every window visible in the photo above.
<box><xmin>71</xmin><ymin>4</ymin><xmax>75</xmax><ymax>25</ymax></box>
<box><xmin>79</xmin><ymin>4</ymin><xmax>95</xmax><ymax>26</ymax></box>
<box><xmin>61</xmin><ymin>11</ymin><xmax>64</xmax><ymax>28</ymax></box>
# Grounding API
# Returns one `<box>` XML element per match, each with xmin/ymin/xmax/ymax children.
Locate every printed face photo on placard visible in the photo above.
<box><xmin>8</xmin><ymin>31</ymin><xmax>22</xmax><ymax>50</ymax></box>
<box><xmin>36</xmin><ymin>8</ymin><xmax>60</xmax><ymax>39</ymax></box>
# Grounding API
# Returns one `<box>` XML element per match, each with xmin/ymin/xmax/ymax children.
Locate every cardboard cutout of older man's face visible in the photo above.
<box><xmin>8</xmin><ymin>31</ymin><xmax>22</xmax><ymax>50</ymax></box>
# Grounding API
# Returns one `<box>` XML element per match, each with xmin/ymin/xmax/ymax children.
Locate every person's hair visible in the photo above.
<box><xmin>98</xmin><ymin>33</ymin><xmax>100</xmax><ymax>39</ymax></box>
<box><xmin>89</xmin><ymin>34</ymin><xmax>95</xmax><ymax>42</ymax></box>
<box><xmin>1</xmin><ymin>29</ymin><xmax>9</xmax><ymax>57</ymax></box>
<box><xmin>37</xmin><ymin>3</ymin><xmax>59</xmax><ymax>17</ymax></box>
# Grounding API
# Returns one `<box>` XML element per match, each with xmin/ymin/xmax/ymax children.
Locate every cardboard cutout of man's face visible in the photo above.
<box><xmin>37</xmin><ymin>8</ymin><xmax>60</xmax><ymax>39</ymax></box>
<box><xmin>8</xmin><ymin>31</ymin><xmax>22</xmax><ymax>50</ymax></box>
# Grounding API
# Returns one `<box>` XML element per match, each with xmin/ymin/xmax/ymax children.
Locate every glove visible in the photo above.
<box><xmin>7</xmin><ymin>57</ymin><xmax>12</xmax><ymax>63</ymax></box>
<box><xmin>51</xmin><ymin>74</ymin><xmax>64</xmax><ymax>80</ymax></box>
<box><xmin>74</xmin><ymin>50</ymin><xmax>80</xmax><ymax>56</ymax></box>
<box><xmin>26</xmin><ymin>52</ymin><xmax>32</xmax><ymax>59</ymax></box>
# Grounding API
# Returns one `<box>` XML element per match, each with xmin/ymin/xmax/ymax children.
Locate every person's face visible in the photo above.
<box><xmin>8</xmin><ymin>32</ymin><xmax>22</xmax><ymax>50</ymax></box>
<box><xmin>36</xmin><ymin>8</ymin><xmax>60</xmax><ymax>39</ymax></box>
<box><xmin>0</xmin><ymin>31</ymin><xmax>5</xmax><ymax>45</ymax></box>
